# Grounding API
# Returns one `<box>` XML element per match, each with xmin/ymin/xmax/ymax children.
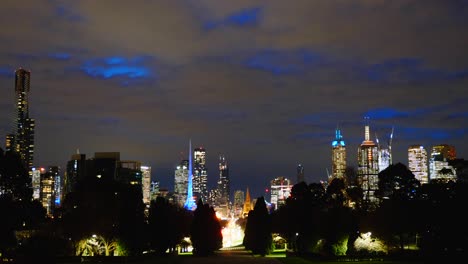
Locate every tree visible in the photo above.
<box><xmin>190</xmin><ymin>199</ymin><xmax>222</xmax><ymax>256</ymax></box>
<box><xmin>243</xmin><ymin>196</ymin><xmax>272</xmax><ymax>256</ymax></box>
<box><xmin>60</xmin><ymin>176</ymin><xmax>145</xmax><ymax>256</ymax></box>
<box><xmin>148</xmin><ymin>197</ymin><xmax>191</xmax><ymax>255</ymax></box>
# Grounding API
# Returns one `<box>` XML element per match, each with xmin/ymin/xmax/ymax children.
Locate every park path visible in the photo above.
<box><xmin>178</xmin><ymin>248</ymin><xmax>284</xmax><ymax>264</ymax></box>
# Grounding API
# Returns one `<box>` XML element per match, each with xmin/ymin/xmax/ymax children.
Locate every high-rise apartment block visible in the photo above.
<box><xmin>408</xmin><ymin>145</ymin><xmax>429</xmax><ymax>184</ymax></box>
<box><xmin>6</xmin><ymin>68</ymin><xmax>35</xmax><ymax>173</ymax></box>
<box><xmin>429</xmin><ymin>144</ymin><xmax>456</xmax><ymax>182</ymax></box>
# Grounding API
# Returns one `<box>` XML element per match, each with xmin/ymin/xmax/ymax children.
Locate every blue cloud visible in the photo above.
<box><xmin>81</xmin><ymin>56</ymin><xmax>153</xmax><ymax>80</ymax></box>
<box><xmin>0</xmin><ymin>67</ymin><xmax>11</xmax><ymax>77</ymax></box>
<box><xmin>363</xmin><ymin>108</ymin><xmax>410</xmax><ymax>119</ymax></box>
<box><xmin>447</xmin><ymin>112</ymin><xmax>468</xmax><ymax>119</ymax></box>
<box><xmin>204</xmin><ymin>7</ymin><xmax>262</xmax><ymax>30</ymax></box>
<box><xmin>55</xmin><ymin>5</ymin><xmax>84</xmax><ymax>22</ymax></box>
<box><xmin>397</xmin><ymin>126</ymin><xmax>467</xmax><ymax>141</ymax></box>
<box><xmin>364</xmin><ymin>58</ymin><xmax>468</xmax><ymax>83</ymax></box>
<box><xmin>244</xmin><ymin>49</ymin><xmax>325</xmax><ymax>75</ymax></box>
<box><xmin>48</xmin><ymin>52</ymin><xmax>71</xmax><ymax>60</ymax></box>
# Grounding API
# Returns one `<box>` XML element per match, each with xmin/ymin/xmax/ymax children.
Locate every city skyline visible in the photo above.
<box><xmin>0</xmin><ymin>1</ymin><xmax>467</xmax><ymax>199</ymax></box>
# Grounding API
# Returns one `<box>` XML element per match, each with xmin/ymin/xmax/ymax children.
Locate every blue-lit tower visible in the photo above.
<box><xmin>331</xmin><ymin>127</ymin><xmax>346</xmax><ymax>183</ymax></box>
<box><xmin>184</xmin><ymin>140</ymin><xmax>197</xmax><ymax>211</ymax></box>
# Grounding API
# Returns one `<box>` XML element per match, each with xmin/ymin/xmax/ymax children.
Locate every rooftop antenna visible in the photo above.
<box><xmin>389</xmin><ymin>126</ymin><xmax>394</xmax><ymax>164</ymax></box>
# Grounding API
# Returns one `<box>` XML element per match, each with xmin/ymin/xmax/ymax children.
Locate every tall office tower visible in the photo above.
<box><xmin>429</xmin><ymin>144</ymin><xmax>457</xmax><ymax>182</ymax></box>
<box><xmin>184</xmin><ymin>140</ymin><xmax>197</xmax><ymax>211</ymax></box>
<box><xmin>408</xmin><ymin>145</ymin><xmax>429</xmax><ymax>184</ymax></box>
<box><xmin>217</xmin><ymin>154</ymin><xmax>230</xmax><ymax>205</ymax></box>
<box><xmin>5</xmin><ymin>134</ymin><xmax>14</xmax><ymax>152</ymax></box>
<box><xmin>270</xmin><ymin>176</ymin><xmax>293</xmax><ymax>210</ymax></box>
<box><xmin>48</xmin><ymin>166</ymin><xmax>61</xmax><ymax>207</ymax></box>
<box><xmin>43</xmin><ymin>166</ymin><xmax>58</xmax><ymax>216</ymax></box>
<box><xmin>331</xmin><ymin>128</ymin><xmax>346</xmax><ymax>182</ymax></box>
<box><xmin>193</xmin><ymin>146</ymin><xmax>208</xmax><ymax>202</ymax></box>
<box><xmin>32</xmin><ymin>166</ymin><xmax>56</xmax><ymax>217</ymax></box>
<box><xmin>141</xmin><ymin>166</ymin><xmax>151</xmax><ymax>206</ymax></box>
<box><xmin>357</xmin><ymin>119</ymin><xmax>379</xmax><ymax>209</ymax></box>
<box><xmin>150</xmin><ymin>181</ymin><xmax>160</xmax><ymax>201</ymax></box>
<box><xmin>174</xmin><ymin>159</ymin><xmax>189</xmax><ymax>207</ymax></box>
<box><xmin>31</xmin><ymin>167</ymin><xmax>43</xmax><ymax>200</ymax></box>
<box><xmin>13</xmin><ymin>68</ymin><xmax>35</xmax><ymax>173</ymax></box>
<box><xmin>64</xmin><ymin>152</ymin><xmax>87</xmax><ymax>197</ymax></box>
<box><xmin>376</xmin><ymin>127</ymin><xmax>394</xmax><ymax>172</ymax></box>
<box><xmin>297</xmin><ymin>164</ymin><xmax>305</xmax><ymax>184</ymax></box>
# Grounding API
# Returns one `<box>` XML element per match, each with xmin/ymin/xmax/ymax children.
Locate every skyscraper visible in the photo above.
<box><xmin>408</xmin><ymin>145</ymin><xmax>429</xmax><ymax>184</ymax></box>
<box><xmin>297</xmin><ymin>163</ymin><xmax>304</xmax><ymax>184</ymax></box>
<box><xmin>11</xmin><ymin>68</ymin><xmax>35</xmax><ymax>173</ymax></box>
<box><xmin>141</xmin><ymin>166</ymin><xmax>152</xmax><ymax>206</ymax></box>
<box><xmin>331</xmin><ymin>127</ymin><xmax>346</xmax><ymax>182</ymax></box>
<box><xmin>175</xmin><ymin>159</ymin><xmax>189</xmax><ymax>207</ymax></box>
<box><xmin>429</xmin><ymin>144</ymin><xmax>456</xmax><ymax>182</ymax></box>
<box><xmin>376</xmin><ymin>127</ymin><xmax>394</xmax><ymax>172</ymax></box>
<box><xmin>270</xmin><ymin>176</ymin><xmax>292</xmax><ymax>210</ymax></box>
<box><xmin>217</xmin><ymin>154</ymin><xmax>230</xmax><ymax>205</ymax></box>
<box><xmin>357</xmin><ymin>118</ymin><xmax>379</xmax><ymax>209</ymax></box>
<box><xmin>193</xmin><ymin>146</ymin><xmax>208</xmax><ymax>202</ymax></box>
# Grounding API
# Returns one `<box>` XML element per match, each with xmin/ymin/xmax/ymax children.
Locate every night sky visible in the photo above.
<box><xmin>0</xmin><ymin>1</ymin><xmax>467</xmax><ymax>200</ymax></box>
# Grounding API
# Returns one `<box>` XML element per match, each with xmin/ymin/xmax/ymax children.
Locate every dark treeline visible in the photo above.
<box><xmin>0</xmin><ymin>148</ymin><xmax>223</xmax><ymax>262</ymax></box>
<box><xmin>261</xmin><ymin>161</ymin><xmax>468</xmax><ymax>260</ymax></box>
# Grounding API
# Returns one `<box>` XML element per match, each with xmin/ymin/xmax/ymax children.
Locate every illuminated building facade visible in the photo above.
<box><xmin>193</xmin><ymin>147</ymin><xmax>208</xmax><ymax>202</ymax></box>
<box><xmin>357</xmin><ymin>120</ymin><xmax>379</xmax><ymax>209</ymax></box>
<box><xmin>141</xmin><ymin>166</ymin><xmax>151</xmax><ymax>206</ymax></box>
<box><xmin>331</xmin><ymin>128</ymin><xmax>346</xmax><ymax>182</ymax></box>
<box><xmin>270</xmin><ymin>176</ymin><xmax>293</xmax><ymax>210</ymax></box>
<box><xmin>9</xmin><ymin>68</ymin><xmax>35</xmax><ymax>173</ymax></box>
<box><xmin>408</xmin><ymin>145</ymin><xmax>429</xmax><ymax>184</ymax></box>
<box><xmin>32</xmin><ymin>166</ymin><xmax>58</xmax><ymax>217</ymax></box>
<box><xmin>150</xmin><ymin>181</ymin><xmax>160</xmax><ymax>201</ymax></box>
<box><xmin>233</xmin><ymin>190</ymin><xmax>245</xmax><ymax>217</ymax></box>
<box><xmin>5</xmin><ymin>134</ymin><xmax>14</xmax><ymax>152</ymax></box>
<box><xmin>49</xmin><ymin>166</ymin><xmax>62</xmax><ymax>207</ymax></box>
<box><xmin>376</xmin><ymin>127</ymin><xmax>393</xmax><ymax>172</ymax></box>
<box><xmin>429</xmin><ymin>144</ymin><xmax>456</xmax><ymax>182</ymax></box>
<box><xmin>175</xmin><ymin>159</ymin><xmax>189</xmax><ymax>207</ymax></box>
<box><xmin>217</xmin><ymin>154</ymin><xmax>230</xmax><ymax>205</ymax></box>
<box><xmin>297</xmin><ymin>163</ymin><xmax>304</xmax><ymax>183</ymax></box>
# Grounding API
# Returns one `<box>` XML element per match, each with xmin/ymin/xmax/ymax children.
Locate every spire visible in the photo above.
<box><xmin>184</xmin><ymin>139</ymin><xmax>197</xmax><ymax>211</ymax></box>
<box><xmin>242</xmin><ymin>187</ymin><xmax>252</xmax><ymax>217</ymax></box>
<box><xmin>364</xmin><ymin>116</ymin><xmax>370</xmax><ymax>141</ymax></box>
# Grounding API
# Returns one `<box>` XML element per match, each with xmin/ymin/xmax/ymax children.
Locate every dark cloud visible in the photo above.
<box><xmin>0</xmin><ymin>0</ymin><xmax>467</xmax><ymax>199</ymax></box>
